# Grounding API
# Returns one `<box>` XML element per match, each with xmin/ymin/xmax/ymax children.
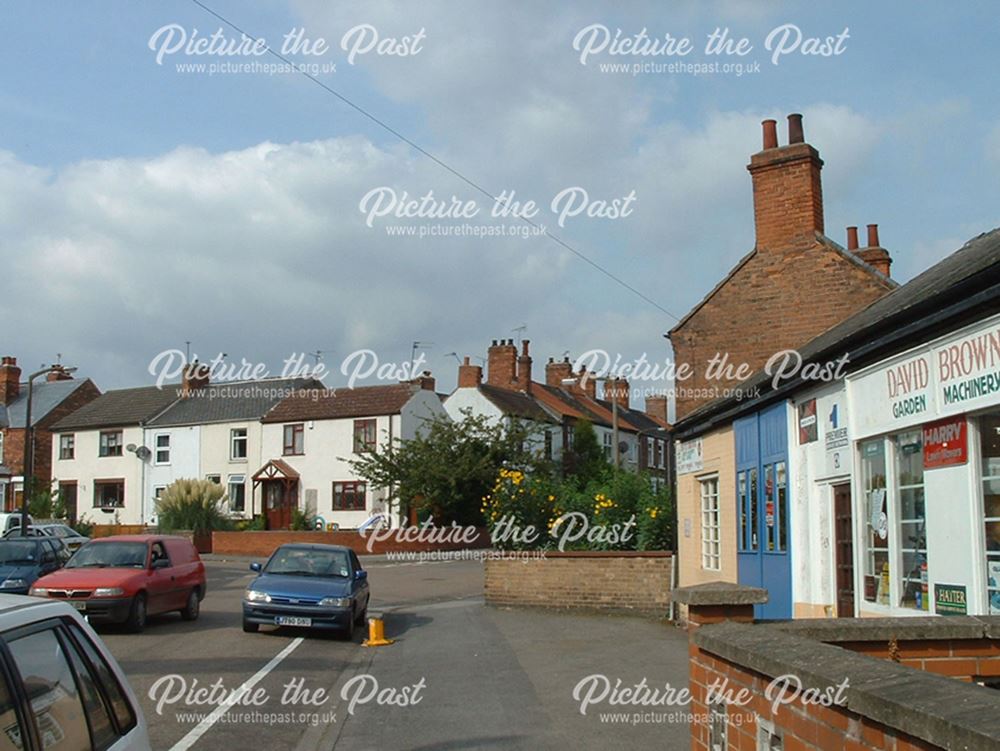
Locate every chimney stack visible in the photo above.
<box><xmin>747</xmin><ymin>113</ymin><xmax>824</xmax><ymax>251</ymax></box>
<box><xmin>0</xmin><ymin>357</ymin><xmax>21</xmax><ymax>405</ymax></box>
<box><xmin>855</xmin><ymin>223</ymin><xmax>892</xmax><ymax>278</ymax></box>
<box><xmin>411</xmin><ymin>370</ymin><xmax>436</xmax><ymax>391</ymax></box>
<box><xmin>645</xmin><ymin>395</ymin><xmax>669</xmax><ymax>424</ymax></box>
<box><xmin>546</xmin><ymin>356</ymin><xmax>573</xmax><ymax>388</ymax></box>
<box><xmin>457</xmin><ymin>357</ymin><xmax>483</xmax><ymax>388</ymax></box>
<box><xmin>46</xmin><ymin>365</ymin><xmax>74</xmax><ymax>382</ymax></box>
<box><xmin>181</xmin><ymin>361</ymin><xmax>210</xmax><ymax>397</ymax></box>
<box><xmin>606</xmin><ymin>378</ymin><xmax>630</xmax><ymax>410</ymax></box>
<box><xmin>486</xmin><ymin>339</ymin><xmax>518</xmax><ymax>388</ymax></box>
<box><xmin>515</xmin><ymin>340</ymin><xmax>532</xmax><ymax>392</ymax></box>
<box><xmin>846</xmin><ymin>226</ymin><xmax>859</xmax><ymax>251</ymax></box>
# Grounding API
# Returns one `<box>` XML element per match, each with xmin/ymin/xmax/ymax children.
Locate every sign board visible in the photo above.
<box><xmin>676</xmin><ymin>438</ymin><xmax>703</xmax><ymax>475</ymax></box>
<box><xmin>922</xmin><ymin>416</ymin><xmax>968</xmax><ymax>469</ymax></box>
<box><xmin>935</xmin><ymin>583</ymin><xmax>968</xmax><ymax>616</ymax></box>
<box><xmin>849</xmin><ymin>350</ymin><xmax>934</xmax><ymax>439</ymax></box>
<box><xmin>824</xmin><ymin>401</ymin><xmax>850</xmax><ymax>475</ymax></box>
<box><xmin>798</xmin><ymin>399</ymin><xmax>818</xmax><ymax>444</ymax></box>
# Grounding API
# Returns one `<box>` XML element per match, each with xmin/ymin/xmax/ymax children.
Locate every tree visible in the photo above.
<box><xmin>156</xmin><ymin>479</ymin><xmax>232</xmax><ymax>534</ymax></box>
<box><xmin>565</xmin><ymin>419</ymin><xmax>607</xmax><ymax>487</ymax></box>
<box><xmin>349</xmin><ymin>410</ymin><xmax>549</xmax><ymax>525</ymax></box>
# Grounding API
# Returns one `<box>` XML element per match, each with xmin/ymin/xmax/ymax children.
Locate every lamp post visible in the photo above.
<box><xmin>21</xmin><ymin>365</ymin><xmax>77</xmax><ymax>534</ymax></box>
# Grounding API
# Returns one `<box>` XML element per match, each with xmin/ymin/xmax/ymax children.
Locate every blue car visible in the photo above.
<box><xmin>0</xmin><ymin>537</ymin><xmax>69</xmax><ymax>594</ymax></box>
<box><xmin>242</xmin><ymin>544</ymin><xmax>370</xmax><ymax>639</ymax></box>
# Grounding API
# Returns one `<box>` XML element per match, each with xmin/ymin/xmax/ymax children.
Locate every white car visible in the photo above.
<box><xmin>0</xmin><ymin>594</ymin><xmax>151</xmax><ymax>750</ymax></box>
<box><xmin>0</xmin><ymin>513</ymin><xmax>33</xmax><ymax>536</ymax></box>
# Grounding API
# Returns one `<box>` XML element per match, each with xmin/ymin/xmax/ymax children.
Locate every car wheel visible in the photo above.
<box><xmin>180</xmin><ymin>588</ymin><xmax>200</xmax><ymax>621</ymax></box>
<box><xmin>126</xmin><ymin>593</ymin><xmax>147</xmax><ymax>633</ymax></box>
<box><xmin>354</xmin><ymin>600</ymin><xmax>367</xmax><ymax>626</ymax></box>
<box><xmin>242</xmin><ymin>619</ymin><xmax>259</xmax><ymax>633</ymax></box>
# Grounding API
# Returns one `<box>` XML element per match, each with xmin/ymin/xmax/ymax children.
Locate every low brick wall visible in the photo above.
<box><xmin>212</xmin><ymin>528</ymin><xmax>492</xmax><ymax>558</ymax></box>
<box><xmin>484</xmin><ymin>551</ymin><xmax>674</xmax><ymax>615</ymax></box>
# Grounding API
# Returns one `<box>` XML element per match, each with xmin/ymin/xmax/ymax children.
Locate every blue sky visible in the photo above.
<box><xmin>1</xmin><ymin>1</ymin><xmax>997</xmax><ymax>395</ymax></box>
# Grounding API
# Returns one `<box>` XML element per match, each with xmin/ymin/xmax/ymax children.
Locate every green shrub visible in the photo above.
<box><xmin>156</xmin><ymin>479</ymin><xmax>233</xmax><ymax>535</ymax></box>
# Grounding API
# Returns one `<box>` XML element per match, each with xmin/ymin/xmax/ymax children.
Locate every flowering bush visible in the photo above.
<box><xmin>482</xmin><ymin>468</ymin><xmax>674</xmax><ymax>551</ymax></box>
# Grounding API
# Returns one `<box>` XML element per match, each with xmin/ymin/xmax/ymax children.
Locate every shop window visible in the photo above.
<box><xmin>861</xmin><ymin>439</ymin><xmax>889</xmax><ymax>605</ymax></box>
<box><xmin>895</xmin><ymin>430</ymin><xmax>928</xmax><ymax>610</ymax></box>
<box><xmin>738</xmin><ymin>468</ymin><xmax>759</xmax><ymax>552</ymax></box>
<box><xmin>981</xmin><ymin>414</ymin><xmax>1000</xmax><ymax>614</ymax></box>
<box><xmin>762</xmin><ymin>461</ymin><xmax>788</xmax><ymax>552</ymax></box>
<box><xmin>700</xmin><ymin>475</ymin><xmax>720</xmax><ymax>570</ymax></box>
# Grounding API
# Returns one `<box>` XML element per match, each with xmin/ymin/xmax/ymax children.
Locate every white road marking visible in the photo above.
<box><xmin>167</xmin><ymin>637</ymin><xmax>304</xmax><ymax>751</ymax></box>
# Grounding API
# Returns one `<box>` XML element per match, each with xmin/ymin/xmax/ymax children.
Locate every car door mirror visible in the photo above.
<box><xmin>250</xmin><ymin>562</ymin><xmax>262</xmax><ymax>572</ymax></box>
<box><xmin>354</xmin><ymin>569</ymin><xmax>367</xmax><ymax>581</ymax></box>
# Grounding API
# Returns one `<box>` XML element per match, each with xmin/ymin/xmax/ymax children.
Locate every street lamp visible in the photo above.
<box><xmin>21</xmin><ymin>365</ymin><xmax>77</xmax><ymax>534</ymax></box>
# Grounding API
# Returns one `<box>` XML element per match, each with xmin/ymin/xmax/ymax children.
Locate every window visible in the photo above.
<box><xmin>153</xmin><ymin>486</ymin><xmax>166</xmax><ymax>504</ymax></box>
<box><xmin>983</xmin><ymin>414</ymin><xmax>1000</xmax><ymax>615</ymax></box>
<box><xmin>861</xmin><ymin>439</ymin><xmax>889</xmax><ymax>605</ymax></box>
<box><xmin>544</xmin><ymin>430</ymin><xmax>553</xmax><ymax>460</ymax></box>
<box><xmin>7</xmin><ymin>628</ymin><xmax>93</xmax><ymax>750</ymax></box>
<box><xmin>647</xmin><ymin>437</ymin><xmax>654</xmax><ymax>467</ymax></box>
<box><xmin>0</xmin><ymin>638</ymin><xmax>25</xmax><ymax>750</ymax></box>
<box><xmin>94</xmin><ymin>480</ymin><xmax>125</xmax><ymax>508</ymax></box>
<box><xmin>59</xmin><ymin>433</ymin><xmax>75</xmax><ymax>460</ymax></box>
<box><xmin>658</xmin><ymin>439</ymin><xmax>666</xmax><ymax>469</ymax></box>
<box><xmin>228</xmin><ymin>474</ymin><xmax>246</xmax><ymax>513</ymax></box>
<box><xmin>283</xmin><ymin>423</ymin><xmax>304</xmax><ymax>455</ymax></box>
<box><xmin>0</xmin><ymin>431</ymin><xmax>3</xmax><ymax>464</ymax></box>
<box><xmin>205</xmin><ymin>474</ymin><xmax>221</xmax><ymax>485</ymax></box>
<box><xmin>333</xmin><ymin>481</ymin><xmax>366</xmax><ymax>511</ymax></box>
<box><xmin>353</xmin><ymin>419</ymin><xmax>377</xmax><ymax>453</ymax></box>
<box><xmin>603</xmin><ymin>432</ymin><xmax>612</xmax><ymax>459</ymax></box>
<box><xmin>65</xmin><ymin>623</ymin><xmax>137</xmax><ymax>734</ymax></box>
<box><xmin>99</xmin><ymin>430</ymin><xmax>123</xmax><ymax>457</ymax></box>
<box><xmin>895</xmin><ymin>430</ymin><xmax>927</xmax><ymax>610</ymax></box>
<box><xmin>154</xmin><ymin>433</ymin><xmax>170</xmax><ymax>464</ymax></box>
<box><xmin>738</xmin><ymin>468</ymin><xmax>759</xmax><ymax>552</ymax></box>
<box><xmin>700</xmin><ymin>475</ymin><xmax>720</xmax><ymax>570</ymax></box>
<box><xmin>231</xmin><ymin>427</ymin><xmax>248</xmax><ymax>460</ymax></box>
<box><xmin>762</xmin><ymin>461</ymin><xmax>788</xmax><ymax>553</ymax></box>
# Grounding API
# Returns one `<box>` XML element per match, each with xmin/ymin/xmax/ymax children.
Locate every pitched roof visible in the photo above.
<box><xmin>262</xmin><ymin>383</ymin><xmax>422</xmax><ymax>423</ymax></box>
<box><xmin>4</xmin><ymin>379</ymin><xmax>93</xmax><ymax>428</ymax></box>
<box><xmin>478</xmin><ymin>384</ymin><xmax>557</xmax><ymax>423</ymax></box>
<box><xmin>146</xmin><ymin>377</ymin><xmax>321</xmax><ymax>427</ymax></box>
<box><xmin>252</xmin><ymin>458</ymin><xmax>300</xmax><ymax>481</ymax></box>
<box><xmin>668</xmin><ymin>233</ymin><xmax>897</xmax><ymax>335</ymax></box>
<box><xmin>675</xmin><ymin>227</ymin><xmax>1000</xmax><ymax>434</ymax></box>
<box><xmin>51</xmin><ymin>386</ymin><xmax>178</xmax><ymax>431</ymax></box>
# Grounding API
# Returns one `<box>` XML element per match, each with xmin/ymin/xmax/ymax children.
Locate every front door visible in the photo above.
<box><xmin>59</xmin><ymin>482</ymin><xmax>78</xmax><ymax>523</ymax></box>
<box><xmin>264</xmin><ymin>481</ymin><xmax>295</xmax><ymax>529</ymax></box>
<box><xmin>736</xmin><ymin>404</ymin><xmax>792</xmax><ymax>620</ymax></box>
<box><xmin>833</xmin><ymin>483</ymin><xmax>855</xmax><ymax>617</ymax></box>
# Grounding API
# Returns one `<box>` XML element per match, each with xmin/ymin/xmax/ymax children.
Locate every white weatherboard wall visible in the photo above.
<box><xmin>789</xmin><ymin>381</ymin><xmax>851</xmax><ymax>618</ymax></box>
<box><xmin>144</xmin><ymin>426</ymin><xmax>200</xmax><ymax>525</ymax></box>
<box><xmin>50</xmin><ymin>427</ymin><xmax>147</xmax><ymax>525</ymax></box>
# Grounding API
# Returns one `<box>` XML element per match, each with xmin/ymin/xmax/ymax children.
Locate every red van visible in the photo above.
<box><xmin>29</xmin><ymin>535</ymin><xmax>206</xmax><ymax>632</ymax></box>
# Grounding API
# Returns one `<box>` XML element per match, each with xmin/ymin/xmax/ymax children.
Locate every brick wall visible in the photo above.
<box><xmin>837</xmin><ymin>638</ymin><xmax>1000</xmax><ymax>683</ymax></box>
<box><xmin>212</xmin><ymin>528</ymin><xmax>492</xmax><ymax>558</ymax></box>
<box><xmin>484</xmin><ymin>551</ymin><xmax>673</xmax><ymax>615</ymax></box>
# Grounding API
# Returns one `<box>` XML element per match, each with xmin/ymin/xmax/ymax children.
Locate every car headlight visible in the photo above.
<box><xmin>319</xmin><ymin>596</ymin><xmax>352</xmax><ymax>608</ymax></box>
<box><xmin>245</xmin><ymin>590</ymin><xmax>271</xmax><ymax>603</ymax></box>
<box><xmin>0</xmin><ymin>579</ymin><xmax>27</xmax><ymax>589</ymax></box>
<box><xmin>29</xmin><ymin>587</ymin><xmax>48</xmax><ymax>597</ymax></box>
<box><xmin>92</xmin><ymin>587</ymin><xmax>124</xmax><ymax>597</ymax></box>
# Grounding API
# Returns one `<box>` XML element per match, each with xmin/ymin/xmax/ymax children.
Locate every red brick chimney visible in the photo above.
<box><xmin>747</xmin><ymin>113</ymin><xmax>824</xmax><ymax>251</ymax></box>
<box><xmin>458</xmin><ymin>357</ymin><xmax>483</xmax><ymax>388</ymax></box>
<box><xmin>645</xmin><ymin>395</ymin><xmax>668</xmax><ymax>424</ymax></box>
<box><xmin>606</xmin><ymin>378</ymin><xmax>630</xmax><ymax>410</ymax></box>
<box><xmin>486</xmin><ymin>339</ymin><xmax>518</xmax><ymax>388</ymax></box>
<box><xmin>46</xmin><ymin>365</ymin><xmax>74</xmax><ymax>382</ymax></box>
<box><xmin>515</xmin><ymin>340</ymin><xmax>532</xmax><ymax>392</ymax></box>
<box><xmin>546</xmin><ymin>357</ymin><xmax>573</xmax><ymax>387</ymax></box>
<box><xmin>572</xmin><ymin>367</ymin><xmax>597</xmax><ymax>400</ymax></box>
<box><xmin>0</xmin><ymin>357</ymin><xmax>21</xmax><ymax>405</ymax></box>
<box><xmin>410</xmin><ymin>370</ymin><xmax>436</xmax><ymax>391</ymax></box>
<box><xmin>181</xmin><ymin>361</ymin><xmax>210</xmax><ymax>397</ymax></box>
<box><xmin>854</xmin><ymin>223</ymin><xmax>892</xmax><ymax>278</ymax></box>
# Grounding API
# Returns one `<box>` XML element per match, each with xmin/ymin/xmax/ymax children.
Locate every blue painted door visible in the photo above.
<box><xmin>735</xmin><ymin>404</ymin><xmax>791</xmax><ymax>619</ymax></box>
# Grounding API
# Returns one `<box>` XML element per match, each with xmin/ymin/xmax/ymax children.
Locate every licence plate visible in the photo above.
<box><xmin>70</xmin><ymin>601</ymin><xmax>86</xmax><ymax>611</ymax></box>
<box><xmin>275</xmin><ymin>616</ymin><xmax>311</xmax><ymax>627</ymax></box>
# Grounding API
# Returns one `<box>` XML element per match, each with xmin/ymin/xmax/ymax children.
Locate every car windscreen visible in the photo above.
<box><xmin>46</xmin><ymin>526</ymin><xmax>74</xmax><ymax>538</ymax></box>
<box><xmin>265</xmin><ymin>548</ymin><xmax>350</xmax><ymax>578</ymax></box>
<box><xmin>0</xmin><ymin>540</ymin><xmax>40</xmax><ymax>565</ymax></box>
<box><xmin>66</xmin><ymin>542</ymin><xmax>147</xmax><ymax>569</ymax></box>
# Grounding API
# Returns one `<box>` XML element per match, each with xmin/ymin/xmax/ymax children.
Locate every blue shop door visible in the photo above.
<box><xmin>735</xmin><ymin>405</ymin><xmax>791</xmax><ymax>619</ymax></box>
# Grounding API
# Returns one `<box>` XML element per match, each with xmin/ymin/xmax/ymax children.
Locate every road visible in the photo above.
<box><xmin>97</xmin><ymin>556</ymin><xmax>691</xmax><ymax>750</ymax></box>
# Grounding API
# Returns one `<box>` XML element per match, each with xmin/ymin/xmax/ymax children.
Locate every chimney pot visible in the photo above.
<box><xmin>762</xmin><ymin>119</ymin><xmax>778</xmax><ymax>149</ymax></box>
<box><xmin>866</xmin><ymin>223</ymin><xmax>880</xmax><ymax>247</ymax></box>
<box><xmin>463</xmin><ymin>356</ymin><xmax>470</xmax><ymax>365</ymax></box>
<box><xmin>787</xmin><ymin>113</ymin><xmax>804</xmax><ymax>144</ymax></box>
<box><xmin>846</xmin><ymin>226</ymin><xmax>859</xmax><ymax>251</ymax></box>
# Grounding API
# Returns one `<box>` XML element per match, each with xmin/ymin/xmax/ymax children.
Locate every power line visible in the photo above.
<box><xmin>187</xmin><ymin>0</ymin><xmax>680</xmax><ymax>321</ymax></box>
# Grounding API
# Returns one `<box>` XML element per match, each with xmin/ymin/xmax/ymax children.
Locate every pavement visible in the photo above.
<box><xmin>98</xmin><ymin>556</ymin><xmax>692</xmax><ymax>750</ymax></box>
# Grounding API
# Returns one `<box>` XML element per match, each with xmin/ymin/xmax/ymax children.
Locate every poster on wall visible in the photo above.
<box><xmin>824</xmin><ymin>402</ymin><xmax>850</xmax><ymax>475</ymax></box>
<box><xmin>798</xmin><ymin>399</ymin><xmax>818</xmax><ymax>444</ymax></box>
<box><xmin>988</xmin><ymin>561</ymin><xmax>1000</xmax><ymax>614</ymax></box>
<box><xmin>922</xmin><ymin>416</ymin><xmax>968</xmax><ymax>469</ymax></box>
<box><xmin>935</xmin><ymin>583</ymin><xmax>968</xmax><ymax>615</ymax></box>
<box><xmin>676</xmin><ymin>438</ymin><xmax>703</xmax><ymax>475</ymax></box>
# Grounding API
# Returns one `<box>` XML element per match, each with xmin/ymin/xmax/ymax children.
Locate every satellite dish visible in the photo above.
<box><xmin>126</xmin><ymin>443</ymin><xmax>137</xmax><ymax>453</ymax></box>
<box><xmin>618</xmin><ymin>441</ymin><xmax>629</xmax><ymax>454</ymax></box>
<box><xmin>135</xmin><ymin>446</ymin><xmax>152</xmax><ymax>460</ymax></box>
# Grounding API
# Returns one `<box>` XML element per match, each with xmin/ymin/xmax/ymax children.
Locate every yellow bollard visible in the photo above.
<box><xmin>362</xmin><ymin>616</ymin><xmax>394</xmax><ymax>647</ymax></box>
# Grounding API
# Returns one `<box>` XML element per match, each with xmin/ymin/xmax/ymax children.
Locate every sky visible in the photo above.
<box><xmin>1</xmin><ymin>0</ymin><xmax>997</xmax><ymax>402</ymax></box>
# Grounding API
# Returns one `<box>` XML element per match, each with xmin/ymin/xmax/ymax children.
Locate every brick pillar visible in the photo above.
<box><xmin>670</xmin><ymin>581</ymin><xmax>769</xmax><ymax>631</ymax></box>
